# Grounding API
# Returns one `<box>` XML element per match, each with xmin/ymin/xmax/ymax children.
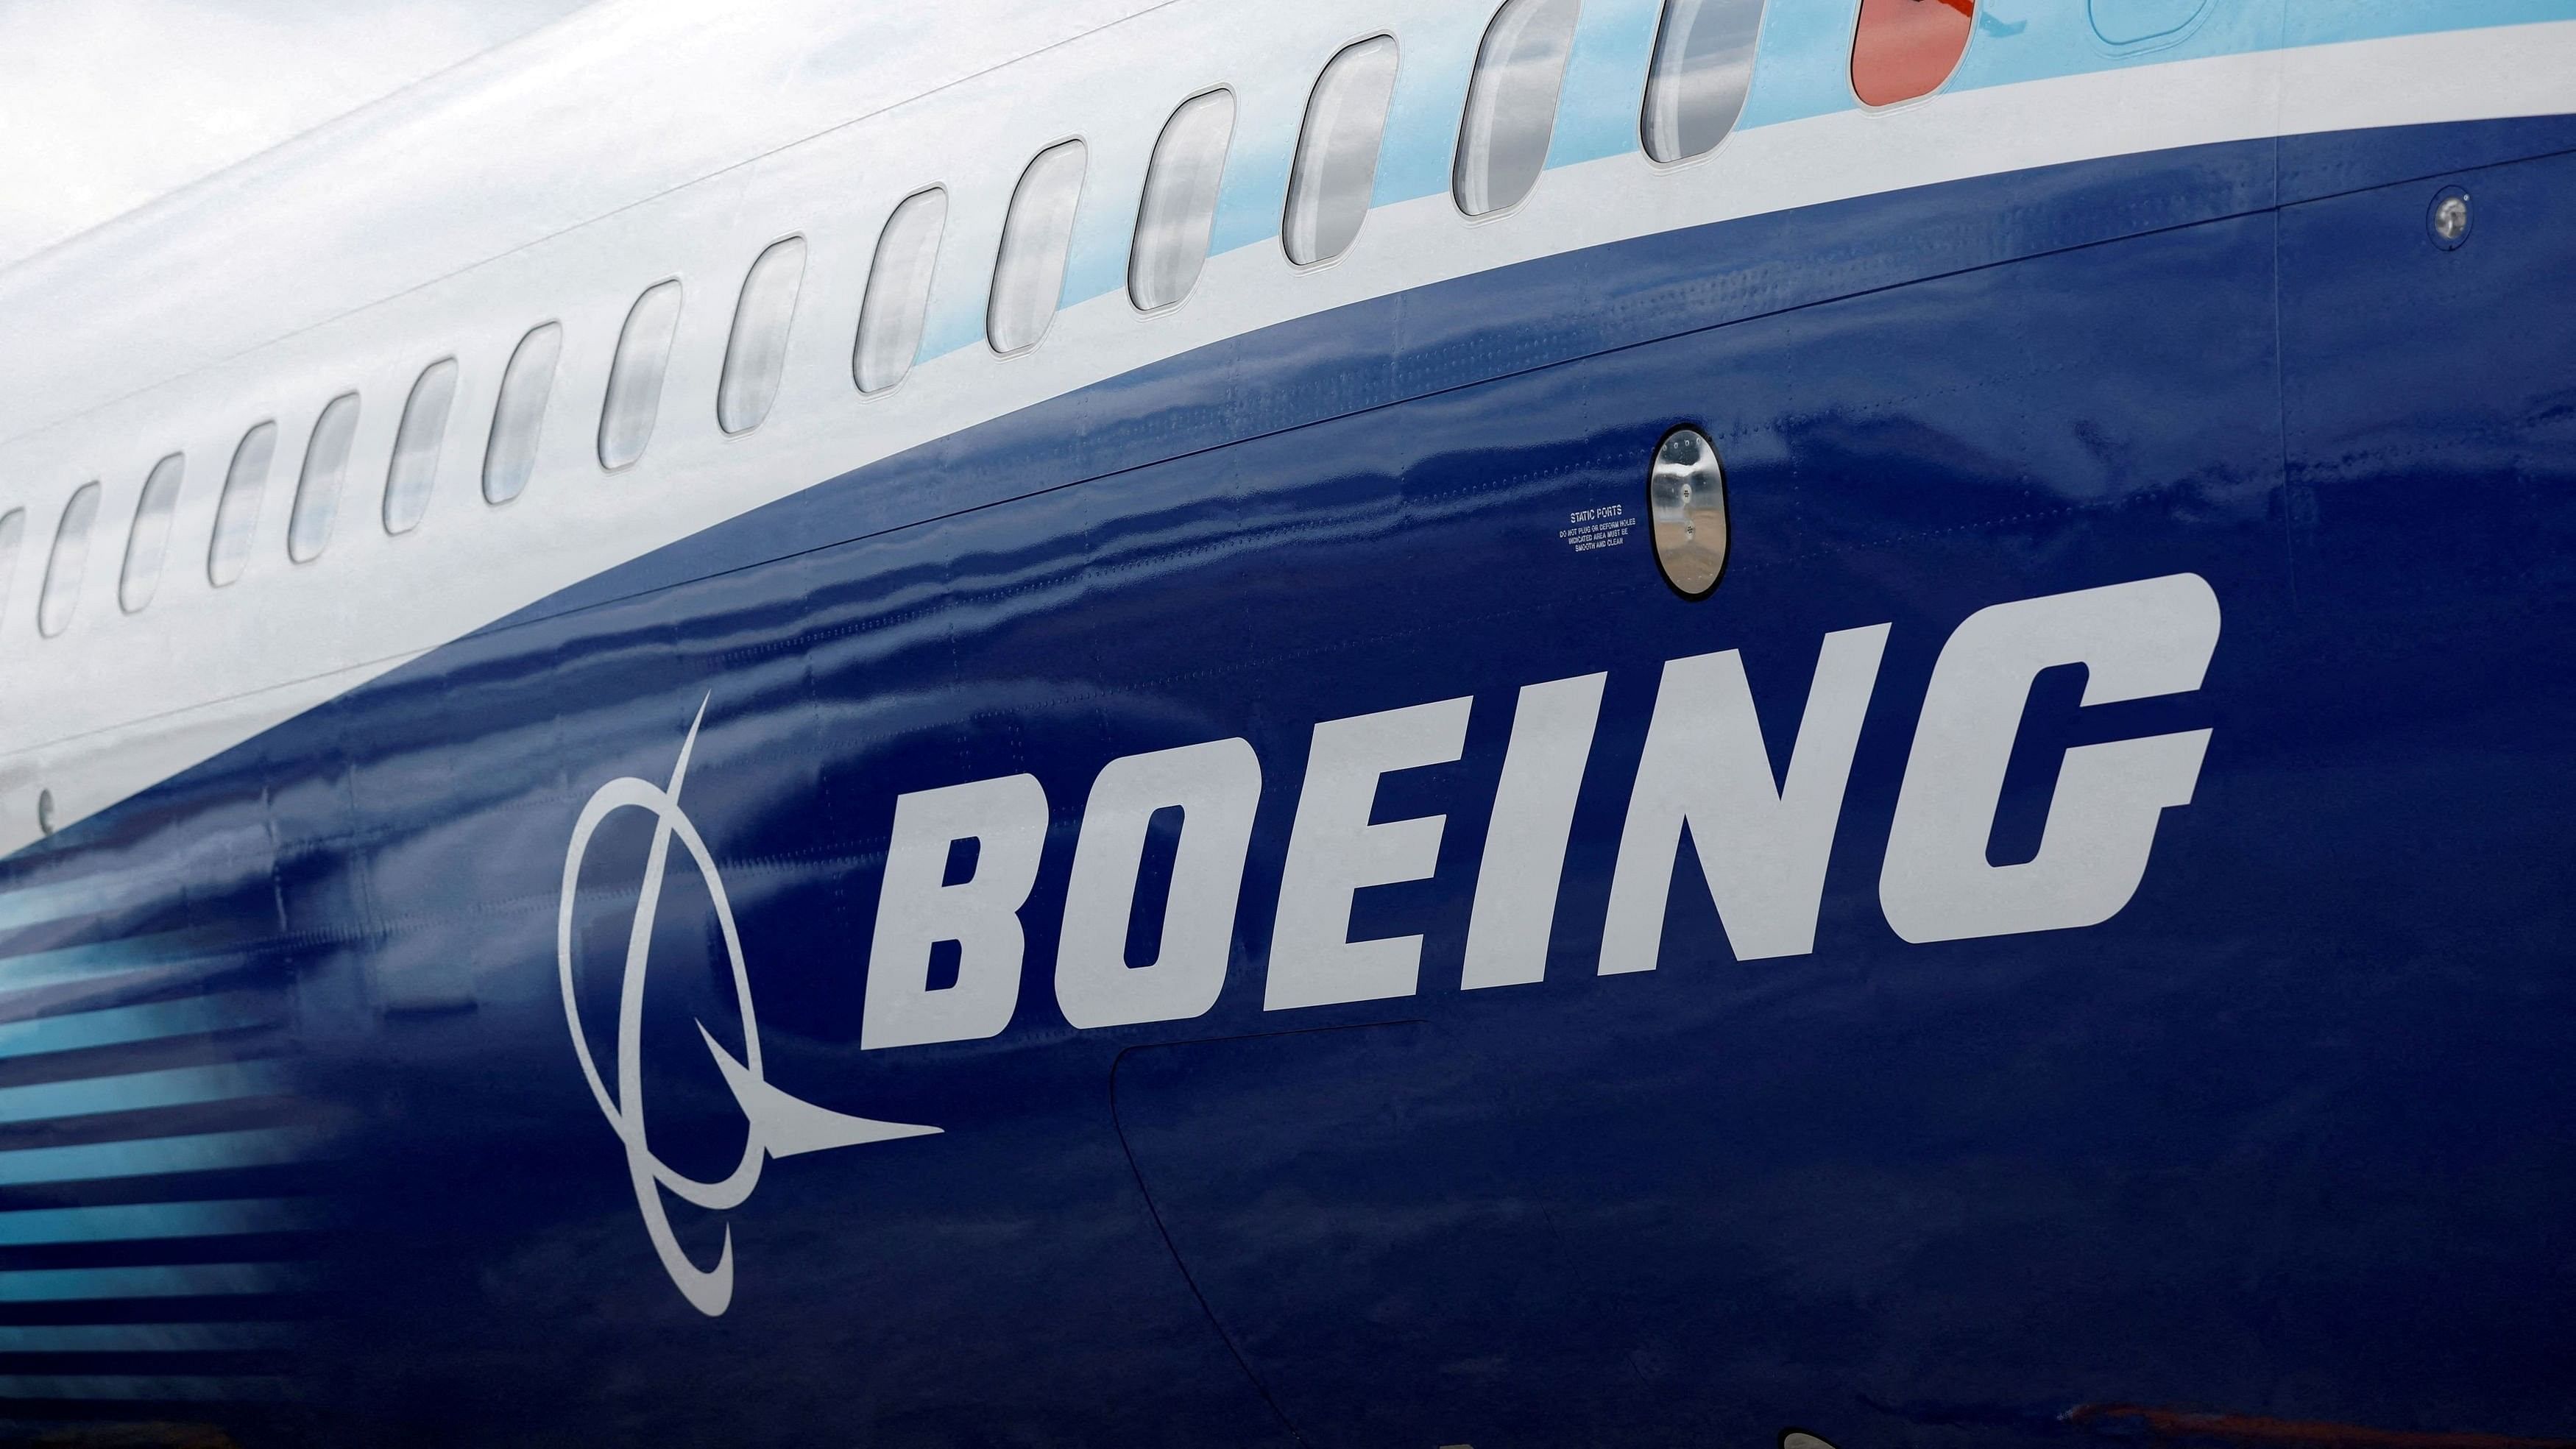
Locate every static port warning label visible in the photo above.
<box><xmin>1560</xmin><ymin>505</ymin><xmax>1635</xmax><ymax>553</ymax></box>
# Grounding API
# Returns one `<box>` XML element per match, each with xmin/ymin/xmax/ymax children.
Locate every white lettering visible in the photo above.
<box><xmin>1598</xmin><ymin>625</ymin><xmax>1890</xmax><ymax>972</ymax></box>
<box><xmin>1055</xmin><ymin>739</ymin><xmax>1262</xmax><ymax>1029</ymax></box>
<box><xmin>1461</xmin><ymin>673</ymin><xmax>1606</xmax><ymax>989</ymax></box>
<box><xmin>1879</xmin><ymin>573</ymin><xmax>2218</xmax><ymax>943</ymax></box>
<box><xmin>1264</xmin><ymin>697</ymin><xmax>1473</xmax><ymax>1010</ymax></box>
<box><xmin>860</xmin><ymin>773</ymin><xmax>1050</xmax><ymax>1049</ymax></box>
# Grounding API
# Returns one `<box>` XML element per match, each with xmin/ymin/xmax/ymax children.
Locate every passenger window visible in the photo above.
<box><xmin>854</xmin><ymin>191</ymin><xmax>946</xmax><ymax>394</ymax></box>
<box><xmin>383</xmin><ymin>358</ymin><xmax>459</xmax><ymax>535</ymax></box>
<box><xmin>600</xmin><ymin>280</ymin><xmax>683</xmax><ymax>470</ymax></box>
<box><xmin>0</xmin><ymin>509</ymin><xmax>23</xmax><ymax>630</ymax></box>
<box><xmin>1454</xmin><ymin>0</ymin><xmax>1582</xmax><ymax>216</ymax></box>
<box><xmin>1130</xmin><ymin>91</ymin><xmax>1236</xmax><ymax>311</ymax></box>
<box><xmin>38</xmin><ymin>482</ymin><xmax>102</xmax><ymax>638</ymax></box>
<box><xmin>988</xmin><ymin>141</ymin><xmax>1088</xmax><ymax>355</ymax></box>
<box><xmin>1643</xmin><ymin>0</ymin><xmax>1765</xmax><ymax>161</ymax></box>
<box><xmin>719</xmin><ymin>237</ymin><xmax>807</xmax><ymax>434</ymax></box>
<box><xmin>208</xmin><ymin>422</ymin><xmax>276</xmax><ymax>586</ymax></box>
<box><xmin>1284</xmin><ymin>37</ymin><xmax>1400</xmax><ymax>266</ymax></box>
<box><xmin>1851</xmin><ymin>0</ymin><xmax>1972</xmax><ymax>107</ymax></box>
<box><xmin>289</xmin><ymin>393</ymin><xmax>361</xmax><ymax>564</ymax></box>
<box><xmin>117</xmin><ymin>453</ymin><xmax>185</xmax><ymax>614</ymax></box>
<box><xmin>484</xmin><ymin>323</ymin><xmax>561</xmax><ymax>504</ymax></box>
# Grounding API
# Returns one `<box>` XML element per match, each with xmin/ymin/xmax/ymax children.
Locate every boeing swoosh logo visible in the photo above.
<box><xmin>556</xmin><ymin>698</ymin><xmax>937</xmax><ymax>1317</ymax></box>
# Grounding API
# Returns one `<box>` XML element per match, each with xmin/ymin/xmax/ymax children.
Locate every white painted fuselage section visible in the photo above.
<box><xmin>0</xmin><ymin>0</ymin><xmax>2569</xmax><ymax>861</ymax></box>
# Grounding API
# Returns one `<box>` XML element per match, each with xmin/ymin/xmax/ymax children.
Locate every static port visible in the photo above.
<box><xmin>1648</xmin><ymin>425</ymin><xmax>1730</xmax><ymax>597</ymax></box>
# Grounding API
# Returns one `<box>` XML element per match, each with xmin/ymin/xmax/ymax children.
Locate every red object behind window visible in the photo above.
<box><xmin>1851</xmin><ymin>0</ymin><xmax>1975</xmax><ymax>107</ymax></box>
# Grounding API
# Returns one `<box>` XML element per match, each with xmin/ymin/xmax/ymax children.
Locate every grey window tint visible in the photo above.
<box><xmin>209</xmin><ymin>422</ymin><xmax>275</xmax><ymax>586</ymax></box>
<box><xmin>38</xmin><ymin>482</ymin><xmax>101</xmax><ymax>638</ymax></box>
<box><xmin>1130</xmin><ymin>91</ymin><xmax>1236</xmax><ymax>311</ymax></box>
<box><xmin>289</xmin><ymin>392</ymin><xmax>361</xmax><ymax>564</ymax></box>
<box><xmin>1284</xmin><ymin>37</ymin><xmax>1400</xmax><ymax>266</ymax></box>
<box><xmin>484</xmin><ymin>323</ymin><xmax>561</xmax><ymax>504</ymax></box>
<box><xmin>600</xmin><ymin>280</ymin><xmax>682</xmax><ymax>469</ymax></box>
<box><xmin>719</xmin><ymin>237</ymin><xmax>807</xmax><ymax>434</ymax></box>
<box><xmin>383</xmin><ymin>358</ymin><xmax>458</xmax><ymax>536</ymax></box>
<box><xmin>1454</xmin><ymin>0</ymin><xmax>1584</xmax><ymax>216</ymax></box>
<box><xmin>118</xmin><ymin>453</ymin><xmax>185</xmax><ymax>614</ymax></box>
<box><xmin>0</xmin><ymin>509</ymin><xmax>23</xmax><ymax>629</ymax></box>
<box><xmin>855</xmin><ymin>190</ymin><xmax>946</xmax><ymax>394</ymax></box>
<box><xmin>1643</xmin><ymin>0</ymin><xmax>1763</xmax><ymax>161</ymax></box>
<box><xmin>988</xmin><ymin>141</ymin><xmax>1087</xmax><ymax>355</ymax></box>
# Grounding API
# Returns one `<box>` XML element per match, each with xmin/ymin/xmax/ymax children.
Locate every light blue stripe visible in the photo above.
<box><xmin>0</xmin><ymin>1262</ymin><xmax>315</xmax><ymax>1302</ymax></box>
<box><xmin>0</xmin><ymin>1127</ymin><xmax>322</xmax><ymax>1187</ymax></box>
<box><xmin>0</xmin><ymin>993</ymin><xmax>280</xmax><ymax>1063</ymax></box>
<box><xmin>0</xmin><ymin>1059</ymin><xmax>289</xmax><ymax>1126</ymax></box>
<box><xmin>0</xmin><ymin>1197</ymin><xmax>322</xmax><ymax>1247</ymax></box>
<box><xmin>0</xmin><ymin>880</ymin><xmax>132</xmax><ymax>938</ymax></box>
<box><xmin>1549</xmin><ymin>0</ymin><xmax>1666</xmax><ymax>170</ymax></box>
<box><xmin>0</xmin><ymin>1322</ymin><xmax>297</xmax><ymax>1353</ymax></box>
<box><xmin>1741</xmin><ymin>0</ymin><xmax>2576</xmax><ymax>129</ymax></box>
<box><xmin>0</xmin><ymin>1373</ymin><xmax>291</xmax><ymax>1402</ymax></box>
<box><xmin>0</xmin><ymin>929</ymin><xmax>241</xmax><ymax>996</ymax></box>
<box><xmin>0</xmin><ymin>826</ymin><xmax>273</xmax><ymax>936</ymax></box>
<box><xmin>2283</xmin><ymin>0</ymin><xmax>2576</xmax><ymax>49</ymax></box>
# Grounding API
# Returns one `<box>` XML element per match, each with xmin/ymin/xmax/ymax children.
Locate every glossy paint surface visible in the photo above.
<box><xmin>0</xmin><ymin>106</ymin><xmax>2571</xmax><ymax>1449</ymax></box>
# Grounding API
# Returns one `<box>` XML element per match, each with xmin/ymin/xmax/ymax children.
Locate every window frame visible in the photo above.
<box><xmin>288</xmin><ymin>392</ymin><xmax>362</xmax><ymax>566</ymax></box>
<box><xmin>0</xmin><ymin>508</ymin><xmax>25</xmax><ymax>634</ymax></box>
<box><xmin>1452</xmin><ymin>0</ymin><xmax>1586</xmax><ymax>220</ymax></box>
<box><xmin>854</xmin><ymin>188</ymin><xmax>950</xmax><ymax>397</ymax></box>
<box><xmin>1128</xmin><ymin>87</ymin><xmax>1239</xmax><ymax>314</ymax></box>
<box><xmin>718</xmin><ymin>235</ymin><xmax>809</xmax><ymax>436</ymax></box>
<box><xmin>598</xmin><ymin>278</ymin><xmax>685</xmax><ymax>471</ymax></box>
<box><xmin>1282</xmin><ymin>33</ymin><xmax>1403</xmax><ymax>269</ymax></box>
<box><xmin>208</xmin><ymin>419</ymin><xmax>277</xmax><ymax>587</ymax></box>
<box><xmin>987</xmin><ymin>138</ymin><xmax>1091</xmax><ymax>358</ymax></box>
<box><xmin>1848</xmin><ymin>0</ymin><xmax>1977</xmax><ymax>110</ymax></box>
<box><xmin>483</xmin><ymin>322</ymin><xmax>563</xmax><ymax>506</ymax></box>
<box><xmin>1638</xmin><ymin>0</ymin><xmax>1770</xmax><ymax>166</ymax></box>
<box><xmin>383</xmin><ymin>356</ymin><xmax>460</xmax><ymax>536</ymax></box>
<box><xmin>117</xmin><ymin>451</ymin><xmax>187</xmax><ymax>614</ymax></box>
<box><xmin>37</xmin><ymin>481</ymin><xmax>103</xmax><ymax>640</ymax></box>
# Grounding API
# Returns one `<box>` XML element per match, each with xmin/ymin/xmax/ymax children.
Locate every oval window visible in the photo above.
<box><xmin>989</xmin><ymin>141</ymin><xmax>1088</xmax><ymax>355</ymax></box>
<box><xmin>719</xmin><ymin>237</ymin><xmax>807</xmax><ymax>435</ymax></box>
<box><xmin>208</xmin><ymin>421</ymin><xmax>276</xmax><ymax>586</ymax></box>
<box><xmin>854</xmin><ymin>190</ymin><xmax>947</xmax><ymax>394</ymax></box>
<box><xmin>1130</xmin><ymin>91</ymin><xmax>1236</xmax><ymax>311</ymax></box>
<box><xmin>484</xmin><ymin>323</ymin><xmax>561</xmax><ymax>505</ymax></box>
<box><xmin>1643</xmin><ymin>0</ymin><xmax>1766</xmax><ymax>163</ymax></box>
<box><xmin>1284</xmin><ymin>36</ymin><xmax>1400</xmax><ymax>266</ymax></box>
<box><xmin>118</xmin><ymin>452</ymin><xmax>186</xmax><ymax>613</ymax></box>
<box><xmin>1454</xmin><ymin>0</ymin><xmax>1583</xmax><ymax>217</ymax></box>
<box><xmin>1851</xmin><ymin>0</ymin><xmax>1974</xmax><ymax>107</ymax></box>
<box><xmin>384</xmin><ymin>358</ymin><xmax>458</xmax><ymax>535</ymax></box>
<box><xmin>289</xmin><ymin>393</ymin><xmax>361</xmax><ymax>564</ymax></box>
<box><xmin>38</xmin><ymin>482</ymin><xmax>102</xmax><ymax>638</ymax></box>
<box><xmin>600</xmin><ymin>280</ymin><xmax>683</xmax><ymax>470</ymax></box>
<box><xmin>0</xmin><ymin>509</ymin><xmax>24</xmax><ymax>630</ymax></box>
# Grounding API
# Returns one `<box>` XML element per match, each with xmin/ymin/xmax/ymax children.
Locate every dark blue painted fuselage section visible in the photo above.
<box><xmin>4</xmin><ymin>116</ymin><xmax>2574</xmax><ymax>1446</ymax></box>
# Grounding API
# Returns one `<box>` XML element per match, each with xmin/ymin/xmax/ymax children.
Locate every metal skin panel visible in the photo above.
<box><xmin>0</xmin><ymin>118</ymin><xmax>2568</xmax><ymax>1446</ymax></box>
